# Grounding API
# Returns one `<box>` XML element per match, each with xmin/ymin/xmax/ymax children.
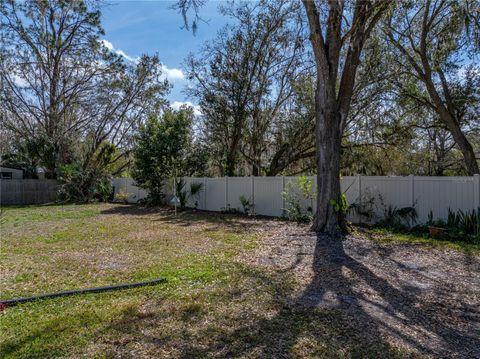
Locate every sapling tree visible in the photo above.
<box><xmin>132</xmin><ymin>109</ymin><xmax>192</xmax><ymax>204</ymax></box>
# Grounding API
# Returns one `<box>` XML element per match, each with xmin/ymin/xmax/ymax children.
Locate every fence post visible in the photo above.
<box><xmin>282</xmin><ymin>176</ymin><xmax>286</xmax><ymax>217</ymax></box>
<box><xmin>203</xmin><ymin>177</ymin><xmax>207</xmax><ymax>210</ymax></box>
<box><xmin>357</xmin><ymin>175</ymin><xmax>362</xmax><ymax>223</ymax></box>
<box><xmin>225</xmin><ymin>176</ymin><xmax>228</xmax><ymax>209</ymax></box>
<box><xmin>21</xmin><ymin>180</ymin><xmax>25</xmax><ymax>204</ymax></box>
<box><xmin>474</xmin><ymin>174</ymin><xmax>480</xmax><ymax>209</ymax></box>
<box><xmin>409</xmin><ymin>174</ymin><xmax>415</xmax><ymax>207</ymax></box>
<box><xmin>251</xmin><ymin>176</ymin><xmax>255</xmax><ymax>214</ymax></box>
<box><xmin>357</xmin><ymin>175</ymin><xmax>362</xmax><ymax>204</ymax></box>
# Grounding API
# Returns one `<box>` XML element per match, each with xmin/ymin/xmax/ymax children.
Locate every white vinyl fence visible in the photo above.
<box><xmin>113</xmin><ymin>175</ymin><xmax>480</xmax><ymax>224</ymax></box>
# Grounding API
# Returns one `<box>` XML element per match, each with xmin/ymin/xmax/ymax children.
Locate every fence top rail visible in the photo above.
<box><xmin>0</xmin><ymin>179</ymin><xmax>59</xmax><ymax>184</ymax></box>
<box><xmin>181</xmin><ymin>175</ymin><xmax>476</xmax><ymax>180</ymax></box>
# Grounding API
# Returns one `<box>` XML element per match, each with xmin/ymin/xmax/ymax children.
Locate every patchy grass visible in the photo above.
<box><xmin>1</xmin><ymin>204</ymin><xmax>422</xmax><ymax>358</ymax></box>
<box><xmin>1</xmin><ymin>204</ymin><xmax>99</xmax><ymax>226</ymax></box>
<box><xmin>363</xmin><ymin>227</ymin><xmax>480</xmax><ymax>254</ymax></box>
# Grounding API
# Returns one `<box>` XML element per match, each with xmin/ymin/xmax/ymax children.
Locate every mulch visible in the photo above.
<box><xmin>238</xmin><ymin>222</ymin><xmax>480</xmax><ymax>359</ymax></box>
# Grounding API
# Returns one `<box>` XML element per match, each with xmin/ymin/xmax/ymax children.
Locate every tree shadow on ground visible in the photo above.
<box><xmin>100</xmin><ymin>204</ymin><xmax>171</xmax><ymax>217</ymax></box>
<box><xmin>101</xmin><ymin>205</ymin><xmax>270</xmax><ymax>233</ymax></box>
<box><xmin>234</xmin><ymin>235</ymin><xmax>476</xmax><ymax>357</ymax></box>
<box><xmin>294</xmin><ymin>236</ymin><xmax>478</xmax><ymax>358</ymax></box>
<box><xmin>106</xmin><ymin>233</ymin><xmax>479</xmax><ymax>358</ymax></box>
<box><xmin>98</xmin><ymin>207</ymin><xmax>479</xmax><ymax>357</ymax></box>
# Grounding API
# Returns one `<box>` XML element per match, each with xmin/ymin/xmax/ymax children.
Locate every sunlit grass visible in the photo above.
<box><xmin>1</xmin><ymin>204</ymin><xmax>420</xmax><ymax>358</ymax></box>
<box><xmin>365</xmin><ymin>227</ymin><xmax>480</xmax><ymax>254</ymax></box>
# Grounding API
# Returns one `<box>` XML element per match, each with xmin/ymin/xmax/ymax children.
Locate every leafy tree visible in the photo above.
<box><xmin>384</xmin><ymin>0</ymin><xmax>480</xmax><ymax>174</ymax></box>
<box><xmin>1</xmin><ymin>135</ymin><xmax>57</xmax><ymax>178</ymax></box>
<box><xmin>0</xmin><ymin>0</ymin><xmax>169</xmax><ymax>184</ymax></box>
<box><xmin>58</xmin><ymin>141</ymin><xmax>116</xmax><ymax>202</ymax></box>
<box><xmin>185</xmin><ymin>0</ymin><xmax>307</xmax><ymax>176</ymax></box>
<box><xmin>132</xmin><ymin>109</ymin><xmax>192</xmax><ymax>204</ymax></box>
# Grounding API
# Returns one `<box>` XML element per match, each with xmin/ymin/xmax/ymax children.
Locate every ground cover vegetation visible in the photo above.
<box><xmin>1</xmin><ymin>204</ymin><xmax>478</xmax><ymax>358</ymax></box>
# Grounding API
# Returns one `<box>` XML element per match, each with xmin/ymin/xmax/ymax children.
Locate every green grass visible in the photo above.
<box><xmin>0</xmin><ymin>204</ymin><xmax>420</xmax><ymax>358</ymax></box>
<box><xmin>1</xmin><ymin>204</ymin><xmax>99</xmax><ymax>226</ymax></box>
<box><xmin>365</xmin><ymin>227</ymin><xmax>480</xmax><ymax>254</ymax></box>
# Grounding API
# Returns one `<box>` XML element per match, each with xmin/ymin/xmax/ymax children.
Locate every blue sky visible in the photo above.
<box><xmin>101</xmin><ymin>1</ymin><xmax>229</xmax><ymax>111</ymax></box>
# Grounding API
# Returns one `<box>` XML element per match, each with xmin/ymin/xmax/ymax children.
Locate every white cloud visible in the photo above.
<box><xmin>171</xmin><ymin>101</ymin><xmax>202</xmax><ymax>116</ymax></box>
<box><xmin>100</xmin><ymin>39</ymin><xmax>184</xmax><ymax>81</ymax></box>
<box><xmin>161</xmin><ymin>65</ymin><xmax>185</xmax><ymax>81</ymax></box>
<box><xmin>115</xmin><ymin>49</ymin><xmax>137</xmax><ymax>62</ymax></box>
<box><xmin>100</xmin><ymin>39</ymin><xmax>114</xmax><ymax>51</ymax></box>
<box><xmin>11</xmin><ymin>74</ymin><xmax>28</xmax><ymax>87</ymax></box>
<box><xmin>100</xmin><ymin>39</ymin><xmax>138</xmax><ymax>62</ymax></box>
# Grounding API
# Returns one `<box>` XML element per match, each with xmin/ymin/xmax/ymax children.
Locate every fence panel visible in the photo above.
<box><xmin>415</xmin><ymin>176</ymin><xmax>475</xmax><ymax>223</ymax></box>
<box><xmin>227</xmin><ymin>177</ymin><xmax>252</xmax><ymax>212</ymax></box>
<box><xmin>205</xmin><ymin>178</ymin><xmax>226</xmax><ymax>211</ymax></box>
<box><xmin>111</xmin><ymin>175</ymin><xmax>480</xmax><ymax>224</ymax></box>
<box><xmin>0</xmin><ymin>180</ymin><xmax>20</xmax><ymax>204</ymax></box>
<box><xmin>254</xmin><ymin>177</ymin><xmax>284</xmax><ymax>217</ymax></box>
<box><xmin>360</xmin><ymin>176</ymin><xmax>411</xmax><ymax>220</ymax></box>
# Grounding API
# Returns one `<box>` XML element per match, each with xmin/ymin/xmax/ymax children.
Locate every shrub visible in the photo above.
<box><xmin>58</xmin><ymin>164</ymin><xmax>113</xmax><ymax>203</ymax></box>
<box><xmin>239</xmin><ymin>195</ymin><xmax>253</xmax><ymax>215</ymax></box>
<box><xmin>57</xmin><ymin>141</ymin><xmax>116</xmax><ymax>203</ymax></box>
<box><xmin>175</xmin><ymin>178</ymin><xmax>188</xmax><ymax>209</ymax></box>
<box><xmin>377</xmin><ymin>205</ymin><xmax>417</xmax><ymax>231</ymax></box>
<box><xmin>132</xmin><ymin>110</ymin><xmax>192</xmax><ymax>205</ymax></box>
<box><xmin>282</xmin><ymin>176</ymin><xmax>315</xmax><ymax>222</ymax></box>
<box><xmin>189</xmin><ymin>182</ymin><xmax>204</xmax><ymax>209</ymax></box>
<box><xmin>114</xmin><ymin>189</ymin><xmax>131</xmax><ymax>204</ymax></box>
<box><xmin>430</xmin><ymin>208</ymin><xmax>480</xmax><ymax>244</ymax></box>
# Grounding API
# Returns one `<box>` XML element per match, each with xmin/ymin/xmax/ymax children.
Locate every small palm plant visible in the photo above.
<box><xmin>189</xmin><ymin>182</ymin><xmax>204</xmax><ymax>209</ymax></box>
<box><xmin>239</xmin><ymin>195</ymin><xmax>252</xmax><ymax>214</ymax></box>
<box><xmin>175</xmin><ymin>178</ymin><xmax>188</xmax><ymax>209</ymax></box>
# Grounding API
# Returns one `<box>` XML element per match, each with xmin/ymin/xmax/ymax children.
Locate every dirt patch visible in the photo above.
<box><xmin>239</xmin><ymin>222</ymin><xmax>480</xmax><ymax>359</ymax></box>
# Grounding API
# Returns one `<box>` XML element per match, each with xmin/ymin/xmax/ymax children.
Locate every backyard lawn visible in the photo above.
<box><xmin>1</xmin><ymin>204</ymin><xmax>479</xmax><ymax>358</ymax></box>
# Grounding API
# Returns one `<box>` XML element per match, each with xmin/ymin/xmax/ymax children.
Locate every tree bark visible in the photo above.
<box><xmin>310</xmin><ymin>77</ymin><xmax>346</xmax><ymax>234</ymax></box>
<box><xmin>224</xmin><ymin>153</ymin><xmax>236</xmax><ymax>177</ymax></box>
<box><xmin>302</xmin><ymin>0</ymin><xmax>389</xmax><ymax>235</ymax></box>
<box><xmin>445</xmin><ymin>118</ymin><xmax>479</xmax><ymax>175</ymax></box>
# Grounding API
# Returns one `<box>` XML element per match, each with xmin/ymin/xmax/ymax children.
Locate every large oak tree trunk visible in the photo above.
<box><xmin>301</xmin><ymin>0</ymin><xmax>389</xmax><ymax>235</ymax></box>
<box><xmin>310</xmin><ymin>80</ymin><xmax>346</xmax><ymax>234</ymax></box>
<box><xmin>224</xmin><ymin>153</ymin><xmax>236</xmax><ymax>177</ymax></box>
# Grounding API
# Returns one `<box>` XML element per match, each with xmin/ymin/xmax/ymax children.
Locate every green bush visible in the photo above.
<box><xmin>389</xmin><ymin>208</ymin><xmax>480</xmax><ymax>245</ymax></box>
<box><xmin>282</xmin><ymin>176</ymin><xmax>315</xmax><ymax>222</ymax></box>
<box><xmin>189</xmin><ymin>182</ymin><xmax>204</xmax><ymax>209</ymax></box>
<box><xmin>175</xmin><ymin>178</ymin><xmax>188</xmax><ymax>209</ymax></box>
<box><xmin>58</xmin><ymin>164</ymin><xmax>113</xmax><ymax>203</ymax></box>
<box><xmin>239</xmin><ymin>195</ymin><xmax>253</xmax><ymax>215</ymax></box>
<box><xmin>132</xmin><ymin>110</ymin><xmax>192</xmax><ymax>206</ymax></box>
<box><xmin>377</xmin><ymin>205</ymin><xmax>418</xmax><ymax>231</ymax></box>
<box><xmin>427</xmin><ymin>208</ymin><xmax>480</xmax><ymax>244</ymax></box>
